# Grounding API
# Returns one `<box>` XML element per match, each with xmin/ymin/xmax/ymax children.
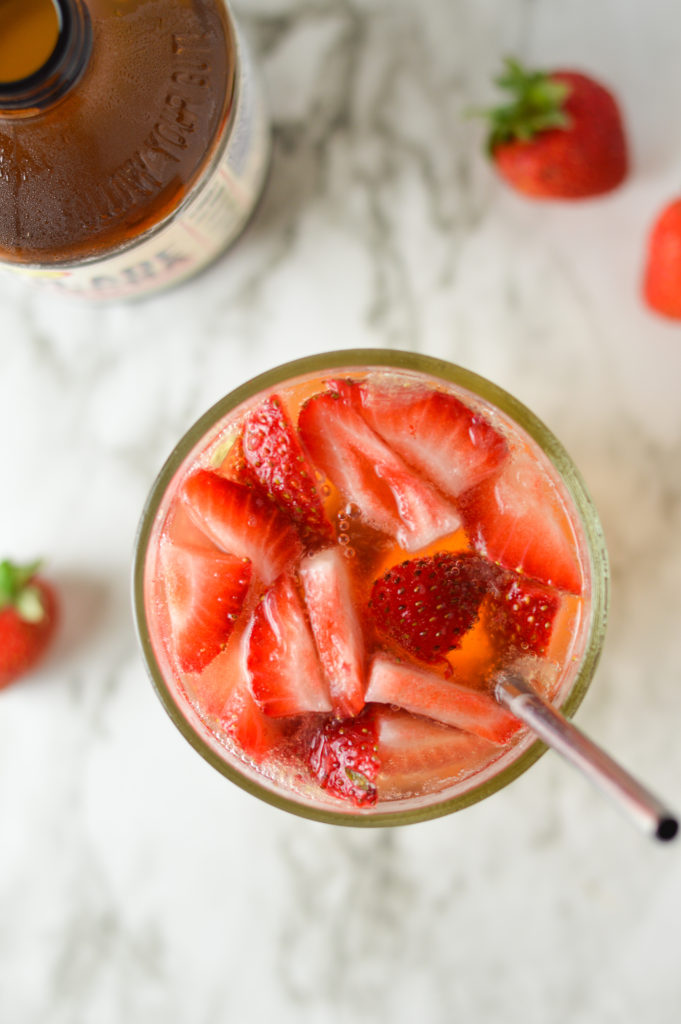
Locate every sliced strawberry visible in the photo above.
<box><xmin>163</xmin><ymin>501</ymin><xmax>224</xmax><ymax>551</ymax></box>
<box><xmin>187</xmin><ymin>613</ymin><xmax>287</xmax><ymax>760</ymax></box>
<box><xmin>298</xmin><ymin>386</ymin><xmax>461</xmax><ymax>552</ymax></box>
<box><xmin>307</xmin><ymin>709</ymin><xmax>379</xmax><ymax>806</ymax></box>
<box><xmin>357</xmin><ymin>379</ymin><xmax>510</xmax><ymax>499</ymax></box>
<box><xmin>461</xmin><ymin>449</ymin><xmax>583</xmax><ymax>595</ymax></box>
<box><xmin>160</xmin><ymin>538</ymin><xmax>252</xmax><ymax>673</ymax></box>
<box><xmin>365</xmin><ymin>655</ymin><xmax>523</xmax><ymax>744</ymax></box>
<box><xmin>245</xmin><ymin>572</ymin><xmax>331</xmax><ymax>717</ymax></box>
<box><xmin>299</xmin><ymin>546</ymin><xmax>366</xmax><ymax>717</ymax></box>
<box><xmin>241</xmin><ymin>394</ymin><xmax>334</xmax><ymax>547</ymax></box>
<box><xmin>375</xmin><ymin>707</ymin><xmax>499</xmax><ymax>797</ymax></box>
<box><xmin>487</xmin><ymin>572</ymin><xmax>561</xmax><ymax>657</ymax></box>
<box><xmin>369</xmin><ymin>551</ymin><xmax>493</xmax><ymax>664</ymax></box>
<box><xmin>182</xmin><ymin>470</ymin><xmax>302</xmax><ymax>586</ymax></box>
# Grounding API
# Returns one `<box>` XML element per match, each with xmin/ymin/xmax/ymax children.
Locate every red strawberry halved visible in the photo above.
<box><xmin>187</xmin><ymin>613</ymin><xmax>288</xmax><ymax>760</ymax></box>
<box><xmin>182</xmin><ymin>471</ymin><xmax>302</xmax><ymax>586</ymax></box>
<box><xmin>160</xmin><ymin>539</ymin><xmax>253</xmax><ymax>674</ymax></box>
<box><xmin>299</xmin><ymin>546</ymin><xmax>366</xmax><ymax>717</ymax></box>
<box><xmin>242</xmin><ymin>394</ymin><xmax>334</xmax><ymax>546</ymax></box>
<box><xmin>487</xmin><ymin>572</ymin><xmax>561</xmax><ymax>657</ymax></box>
<box><xmin>298</xmin><ymin>387</ymin><xmax>461</xmax><ymax>552</ymax></box>
<box><xmin>245</xmin><ymin>572</ymin><xmax>331</xmax><ymax>717</ymax></box>
<box><xmin>461</xmin><ymin>450</ymin><xmax>583</xmax><ymax>595</ymax></box>
<box><xmin>369</xmin><ymin>551</ymin><xmax>493</xmax><ymax>664</ymax></box>
<box><xmin>375</xmin><ymin>707</ymin><xmax>499</xmax><ymax>798</ymax></box>
<box><xmin>307</xmin><ymin>709</ymin><xmax>379</xmax><ymax>806</ymax></box>
<box><xmin>358</xmin><ymin>379</ymin><xmax>510</xmax><ymax>499</ymax></box>
<box><xmin>365</xmin><ymin>655</ymin><xmax>523</xmax><ymax>744</ymax></box>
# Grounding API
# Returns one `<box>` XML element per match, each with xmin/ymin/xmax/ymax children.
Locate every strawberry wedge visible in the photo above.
<box><xmin>188</xmin><ymin>613</ymin><xmax>288</xmax><ymax>761</ymax></box>
<box><xmin>245</xmin><ymin>573</ymin><xmax>332</xmax><ymax>717</ymax></box>
<box><xmin>160</xmin><ymin>539</ymin><xmax>252</xmax><ymax>673</ymax></box>
<box><xmin>461</xmin><ymin>450</ymin><xmax>583</xmax><ymax>595</ymax></box>
<box><xmin>358</xmin><ymin>380</ymin><xmax>510</xmax><ymax>499</ymax></box>
<box><xmin>182</xmin><ymin>471</ymin><xmax>302</xmax><ymax>586</ymax></box>
<box><xmin>365</xmin><ymin>655</ymin><xmax>522</xmax><ymax>744</ymax></box>
<box><xmin>307</xmin><ymin>710</ymin><xmax>379</xmax><ymax>806</ymax></box>
<box><xmin>375</xmin><ymin>708</ymin><xmax>499</xmax><ymax>797</ymax></box>
<box><xmin>242</xmin><ymin>394</ymin><xmax>334</xmax><ymax>547</ymax></box>
<box><xmin>298</xmin><ymin>387</ymin><xmax>461</xmax><ymax>552</ymax></box>
<box><xmin>487</xmin><ymin>572</ymin><xmax>561</xmax><ymax>657</ymax></box>
<box><xmin>299</xmin><ymin>546</ymin><xmax>366</xmax><ymax>717</ymax></box>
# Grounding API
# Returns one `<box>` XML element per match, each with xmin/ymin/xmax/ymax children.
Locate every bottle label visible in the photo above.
<box><xmin>6</xmin><ymin>18</ymin><xmax>270</xmax><ymax>301</ymax></box>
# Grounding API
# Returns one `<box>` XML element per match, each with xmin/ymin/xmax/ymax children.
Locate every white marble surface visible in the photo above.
<box><xmin>2</xmin><ymin>0</ymin><xmax>681</xmax><ymax>1020</ymax></box>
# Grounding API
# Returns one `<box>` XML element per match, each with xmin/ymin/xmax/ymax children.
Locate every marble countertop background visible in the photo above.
<box><xmin>1</xmin><ymin>0</ymin><xmax>681</xmax><ymax>1021</ymax></box>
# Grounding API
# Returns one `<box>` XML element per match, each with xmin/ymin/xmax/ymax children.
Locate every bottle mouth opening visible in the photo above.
<box><xmin>0</xmin><ymin>0</ymin><xmax>91</xmax><ymax>110</ymax></box>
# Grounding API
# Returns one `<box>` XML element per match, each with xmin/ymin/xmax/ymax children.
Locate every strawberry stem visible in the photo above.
<box><xmin>0</xmin><ymin>559</ymin><xmax>46</xmax><ymax>621</ymax></box>
<box><xmin>474</xmin><ymin>57</ymin><xmax>572</xmax><ymax>154</ymax></box>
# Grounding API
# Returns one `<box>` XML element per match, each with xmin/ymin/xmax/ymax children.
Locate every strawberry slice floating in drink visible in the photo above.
<box><xmin>487</xmin><ymin>572</ymin><xmax>562</xmax><ymax>657</ymax></box>
<box><xmin>160</xmin><ymin>539</ymin><xmax>252</xmax><ymax>673</ymax></box>
<box><xmin>369</xmin><ymin>551</ymin><xmax>492</xmax><ymax>665</ymax></box>
<box><xmin>242</xmin><ymin>394</ymin><xmax>334</xmax><ymax>547</ymax></box>
<box><xmin>357</xmin><ymin>379</ymin><xmax>510</xmax><ymax>499</ymax></box>
<box><xmin>366</xmin><ymin>655</ymin><xmax>523</xmax><ymax>744</ymax></box>
<box><xmin>298</xmin><ymin>386</ymin><xmax>461</xmax><ymax>552</ymax></box>
<box><xmin>187</xmin><ymin>611</ymin><xmax>289</xmax><ymax>761</ymax></box>
<box><xmin>299</xmin><ymin>546</ymin><xmax>366</xmax><ymax>718</ymax></box>
<box><xmin>461</xmin><ymin>449</ymin><xmax>583</xmax><ymax>595</ymax></box>
<box><xmin>307</xmin><ymin>710</ymin><xmax>380</xmax><ymax>807</ymax></box>
<box><xmin>374</xmin><ymin>708</ymin><xmax>499</xmax><ymax>798</ymax></box>
<box><xmin>245</xmin><ymin>572</ymin><xmax>332</xmax><ymax>717</ymax></box>
<box><xmin>182</xmin><ymin>470</ymin><xmax>303</xmax><ymax>586</ymax></box>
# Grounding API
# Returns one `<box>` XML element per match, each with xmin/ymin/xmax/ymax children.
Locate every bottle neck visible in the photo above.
<box><xmin>0</xmin><ymin>0</ymin><xmax>92</xmax><ymax>116</ymax></box>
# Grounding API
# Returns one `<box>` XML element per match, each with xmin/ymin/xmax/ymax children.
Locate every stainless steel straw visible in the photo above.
<box><xmin>495</xmin><ymin>670</ymin><xmax>678</xmax><ymax>842</ymax></box>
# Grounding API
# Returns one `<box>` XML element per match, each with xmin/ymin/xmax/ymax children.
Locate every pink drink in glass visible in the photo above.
<box><xmin>133</xmin><ymin>351</ymin><xmax>608</xmax><ymax>825</ymax></box>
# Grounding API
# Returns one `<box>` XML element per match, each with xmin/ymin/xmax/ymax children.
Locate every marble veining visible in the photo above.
<box><xmin>1</xmin><ymin>1</ymin><xmax>681</xmax><ymax>1022</ymax></box>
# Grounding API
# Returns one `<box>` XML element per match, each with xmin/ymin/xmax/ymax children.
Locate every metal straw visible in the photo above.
<box><xmin>495</xmin><ymin>670</ymin><xmax>678</xmax><ymax>842</ymax></box>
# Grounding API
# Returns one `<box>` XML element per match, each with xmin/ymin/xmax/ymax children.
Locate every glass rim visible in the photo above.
<box><xmin>132</xmin><ymin>348</ymin><xmax>610</xmax><ymax>827</ymax></box>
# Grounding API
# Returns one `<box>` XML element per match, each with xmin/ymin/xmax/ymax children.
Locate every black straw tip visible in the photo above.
<box><xmin>656</xmin><ymin>816</ymin><xmax>679</xmax><ymax>842</ymax></box>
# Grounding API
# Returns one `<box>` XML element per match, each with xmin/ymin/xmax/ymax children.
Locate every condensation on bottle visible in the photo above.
<box><xmin>0</xmin><ymin>0</ymin><xmax>271</xmax><ymax>301</ymax></box>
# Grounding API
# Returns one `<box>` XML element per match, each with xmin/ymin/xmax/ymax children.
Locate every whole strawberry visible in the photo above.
<box><xmin>478</xmin><ymin>58</ymin><xmax>628</xmax><ymax>199</ymax></box>
<box><xmin>643</xmin><ymin>199</ymin><xmax>681</xmax><ymax>319</ymax></box>
<box><xmin>0</xmin><ymin>560</ymin><xmax>58</xmax><ymax>688</ymax></box>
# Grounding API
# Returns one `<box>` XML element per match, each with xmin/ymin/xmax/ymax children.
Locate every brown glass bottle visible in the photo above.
<box><xmin>0</xmin><ymin>0</ymin><xmax>270</xmax><ymax>299</ymax></box>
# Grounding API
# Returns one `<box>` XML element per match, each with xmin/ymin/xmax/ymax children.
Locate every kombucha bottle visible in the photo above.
<box><xmin>0</xmin><ymin>0</ymin><xmax>270</xmax><ymax>300</ymax></box>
